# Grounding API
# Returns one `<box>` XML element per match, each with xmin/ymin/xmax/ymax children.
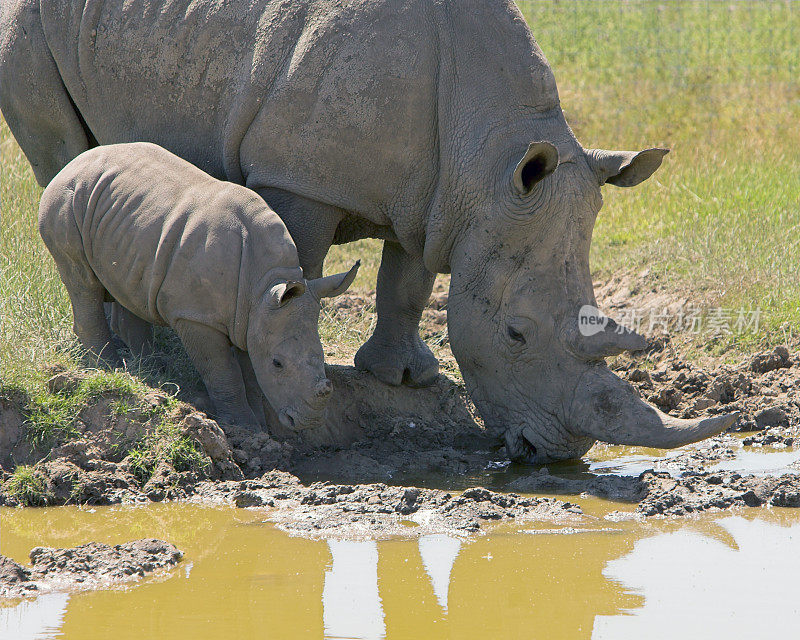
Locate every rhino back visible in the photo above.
<box><xmin>41</xmin><ymin>0</ymin><xmax>268</xmax><ymax>179</ymax></box>
<box><xmin>236</xmin><ymin>0</ymin><xmax>442</xmax><ymax>234</ymax></box>
<box><xmin>39</xmin><ymin>0</ymin><xmax>441</xmax><ymax>236</ymax></box>
<box><xmin>56</xmin><ymin>143</ymin><xmax>274</xmax><ymax>338</ymax></box>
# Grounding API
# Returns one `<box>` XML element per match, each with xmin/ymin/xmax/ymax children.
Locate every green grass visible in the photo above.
<box><xmin>516</xmin><ymin>0</ymin><xmax>800</xmax><ymax>341</ymax></box>
<box><xmin>1</xmin><ymin>0</ymin><xmax>798</xmax><ymax>396</ymax></box>
<box><xmin>126</xmin><ymin>421</ymin><xmax>210</xmax><ymax>486</ymax></box>
<box><xmin>3</xmin><ymin>465</ymin><xmax>53</xmax><ymax>507</ymax></box>
<box><xmin>1</xmin><ymin>124</ymin><xmax>78</xmax><ymax>391</ymax></box>
<box><xmin>17</xmin><ymin>369</ymin><xmax>176</xmax><ymax>448</ymax></box>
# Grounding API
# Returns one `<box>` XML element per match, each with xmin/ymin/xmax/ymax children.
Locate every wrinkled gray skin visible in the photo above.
<box><xmin>2</xmin><ymin>0</ymin><xmax>736</xmax><ymax>460</ymax></box>
<box><xmin>38</xmin><ymin>142</ymin><xmax>359</xmax><ymax>431</ymax></box>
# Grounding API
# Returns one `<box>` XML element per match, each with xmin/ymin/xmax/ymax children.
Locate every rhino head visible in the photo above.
<box><xmin>439</xmin><ymin>120</ymin><xmax>736</xmax><ymax>462</ymax></box>
<box><xmin>247</xmin><ymin>262</ymin><xmax>360</xmax><ymax>431</ymax></box>
<box><xmin>414</xmin><ymin>1</ymin><xmax>737</xmax><ymax>462</ymax></box>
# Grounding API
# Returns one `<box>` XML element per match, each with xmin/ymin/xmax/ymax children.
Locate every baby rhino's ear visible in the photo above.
<box><xmin>269</xmin><ymin>280</ymin><xmax>306</xmax><ymax>308</ymax></box>
<box><xmin>307</xmin><ymin>261</ymin><xmax>360</xmax><ymax>300</ymax></box>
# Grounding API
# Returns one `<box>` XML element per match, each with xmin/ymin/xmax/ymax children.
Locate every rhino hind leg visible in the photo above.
<box><xmin>0</xmin><ymin>0</ymin><xmax>90</xmax><ymax>186</ymax></box>
<box><xmin>109</xmin><ymin>304</ymin><xmax>155</xmax><ymax>361</ymax></box>
<box><xmin>354</xmin><ymin>240</ymin><xmax>439</xmax><ymax>387</ymax></box>
<box><xmin>53</xmin><ymin>259</ymin><xmax>122</xmax><ymax>369</ymax></box>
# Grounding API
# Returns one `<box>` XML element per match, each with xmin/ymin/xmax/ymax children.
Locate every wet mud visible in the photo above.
<box><xmin>195</xmin><ymin>472</ymin><xmax>583</xmax><ymax>538</ymax></box>
<box><xmin>0</xmin><ymin>539</ymin><xmax>182</xmax><ymax>599</ymax></box>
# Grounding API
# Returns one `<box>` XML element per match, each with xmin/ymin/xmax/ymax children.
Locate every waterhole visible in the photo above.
<box><xmin>2</xmin><ymin>498</ymin><xmax>798</xmax><ymax>640</ymax></box>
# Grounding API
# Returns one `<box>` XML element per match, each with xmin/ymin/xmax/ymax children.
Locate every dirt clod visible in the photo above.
<box><xmin>750</xmin><ymin>347</ymin><xmax>793</xmax><ymax>374</ymax></box>
<box><xmin>636</xmin><ymin>471</ymin><xmax>800</xmax><ymax>517</ymax></box>
<box><xmin>1</xmin><ymin>539</ymin><xmax>182</xmax><ymax>599</ymax></box>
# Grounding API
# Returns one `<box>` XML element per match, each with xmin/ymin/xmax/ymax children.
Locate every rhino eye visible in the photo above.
<box><xmin>507</xmin><ymin>326</ymin><xmax>526</xmax><ymax>344</ymax></box>
<box><xmin>272</xmin><ymin>358</ymin><xmax>283</xmax><ymax>369</ymax></box>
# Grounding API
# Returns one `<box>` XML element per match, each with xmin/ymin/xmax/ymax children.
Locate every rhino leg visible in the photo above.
<box><xmin>0</xmin><ymin>0</ymin><xmax>90</xmax><ymax>186</ymax></box>
<box><xmin>354</xmin><ymin>241</ymin><xmax>438</xmax><ymax>387</ymax></box>
<box><xmin>53</xmin><ymin>259</ymin><xmax>122</xmax><ymax>369</ymax></box>
<box><xmin>173</xmin><ymin>319</ymin><xmax>261</xmax><ymax>429</ymax></box>
<box><xmin>255</xmin><ymin>188</ymin><xmax>343</xmax><ymax>279</ymax></box>
<box><xmin>110</xmin><ymin>304</ymin><xmax>154</xmax><ymax>361</ymax></box>
<box><xmin>234</xmin><ymin>348</ymin><xmax>267</xmax><ymax>429</ymax></box>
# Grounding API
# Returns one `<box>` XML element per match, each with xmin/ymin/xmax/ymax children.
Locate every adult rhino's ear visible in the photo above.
<box><xmin>269</xmin><ymin>280</ymin><xmax>306</xmax><ymax>308</ymax></box>
<box><xmin>307</xmin><ymin>260</ymin><xmax>360</xmax><ymax>300</ymax></box>
<box><xmin>587</xmin><ymin>148</ymin><xmax>669</xmax><ymax>187</ymax></box>
<box><xmin>513</xmin><ymin>141</ymin><xmax>559</xmax><ymax>194</ymax></box>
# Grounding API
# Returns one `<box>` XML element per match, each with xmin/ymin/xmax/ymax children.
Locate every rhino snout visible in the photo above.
<box><xmin>277</xmin><ymin>380</ymin><xmax>330</xmax><ymax>431</ymax></box>
<box><xmin>279</xmin><ymin>407</ymin><xmax>322</xmax><ymax>431</ymax></box>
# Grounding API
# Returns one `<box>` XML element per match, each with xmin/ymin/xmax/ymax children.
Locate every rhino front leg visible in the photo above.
<box><xmin>173</xmin><ymin>319</ymin><xmax>261</xmax><ymax>429</ymax></box>
<box><xmin>255</xmin><ymin>188</ymin><xmax>343</xmax><ymax>279</ymax></box>
<box><xmin>234</xmin><ymin>348</ymin><xmax>268</xmax><ymax>428</ymax></box>
<box><xmin>354</xmin><ymin>241</ymin><xmax>438</xmax><ymax>387</ymax></box>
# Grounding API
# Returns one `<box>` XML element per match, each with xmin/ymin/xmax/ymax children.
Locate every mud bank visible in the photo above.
<box><xmin>0</xmin><ymin>539</ymin><xmax>182</xmax><ymax>599</ymax></box>
<box><xmin>2</xmin><ymin>345</ymin><xmax>799</xmax><ymax>534</ymax></box>
<box><xmin>508</xmin><ymin>467</ymin><xmax>800</xmax><ymax>517</ymax></box>
<box><xmin>195</xmin><ymin>471</ymin><xmax>583</xmax><ymax>537</ymax></box>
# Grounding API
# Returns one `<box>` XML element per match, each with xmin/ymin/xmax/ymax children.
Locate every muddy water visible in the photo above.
<box><xmin>1</xmin><ymin>500</ymin><xmax>799</xmax><ymax>639</ymax></box>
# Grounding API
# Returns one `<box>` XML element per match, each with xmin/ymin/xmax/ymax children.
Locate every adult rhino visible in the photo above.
<box><xmin>0</xmin><ymin>0</ymin><xmax>736</xmax><ymax>461</ymax></box>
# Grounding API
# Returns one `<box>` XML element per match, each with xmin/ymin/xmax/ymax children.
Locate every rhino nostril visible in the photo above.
<box><xmin>315</xmin><ymin>379</ymin><xmax>333</xmax><ymax>398</ymax></box>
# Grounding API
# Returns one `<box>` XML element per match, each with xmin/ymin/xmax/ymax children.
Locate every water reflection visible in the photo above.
<box><xmin>418</xmin><ymin>535</ymin><xmax>461</xmax><ymax>612</ymax></box>
<box><xmin>712</xmin><ymin>448</ymin><xmax>800</xmax><ymax>476</ymax></box>
<box><xmin>587</xmin><ymin>454</ymin><xmax>681</xmax><ymax>477</ymax></box>
<box><xmin>321</xmin><ymin>535</ymin><xmax>463</xmax><ymax>639</ymax></box>
<box><xmin>323</xmin><ymin>540</ymin><xmax>385</xmax><ymax>640</ymax></box>
<box><xmin>0</xmin><ymin>593</ymin><xmax>69</xmax><ymax>640</ymax></box>
<box><xmin>594</xmin><ymin>516</ymin><xmax>800</xmax><ymax>638</ymax></box>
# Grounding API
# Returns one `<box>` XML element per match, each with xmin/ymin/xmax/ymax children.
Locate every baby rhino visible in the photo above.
<box><xmin>39</xmin><ymin>142</ymin><xmax>359</xmax><ymax>431</ymax></box>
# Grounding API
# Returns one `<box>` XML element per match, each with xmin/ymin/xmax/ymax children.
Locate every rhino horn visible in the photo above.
<box><xmin>572</xmin><ymin>366</ymin><xmax>738</xmax><ymax>448</ymax></box>
<box><xmin>570</xmin><ymin>317</ymin><xmax>648</xmax><ymax>360</ymax></box>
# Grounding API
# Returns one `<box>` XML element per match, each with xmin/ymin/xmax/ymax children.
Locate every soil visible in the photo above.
<box><xmin>2</xmin><ymin>283</ymin><xmax>800</xmax><ymax>538</ymax></box>
<box><xmin>194</xmin><ymin>471</ymin><xmax>583</xmax><ymax>538</ymax></box>
<box><xmin>0</xmin><ymin>539</ymin><xmax>182</xmax><ymax>599</ymax></box>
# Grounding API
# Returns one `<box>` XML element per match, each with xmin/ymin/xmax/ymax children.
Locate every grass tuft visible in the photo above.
<box><xmin>19</xmin><ymin>370</ymin><xmax>177</xmax><ymax>447</ymax></box>
<box><xmin>127</xmin><ymin>421</ymin><xmax>210</xmax><ymax>486</ymax></box>
<box><xmin>4</xmin><ymin>465</ymin><xmax>53</xmax><ymax>507</ymax></box>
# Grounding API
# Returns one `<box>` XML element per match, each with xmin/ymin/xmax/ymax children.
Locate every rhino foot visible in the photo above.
<box><xmin>354</xmin><ymin>334</ymin><xmax>439</xmax><ymax>387</ymax></box>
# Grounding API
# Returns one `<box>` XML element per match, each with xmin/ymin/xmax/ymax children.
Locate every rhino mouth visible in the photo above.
<box><xmin>474</xmin><ymin>364</ymin><xmax>738</xmax><ymax>464</ymax></box>
<box><xmin>278</xmin><ymin>403</ymin><xmax>326</xmax><ymax>431</ymax></box>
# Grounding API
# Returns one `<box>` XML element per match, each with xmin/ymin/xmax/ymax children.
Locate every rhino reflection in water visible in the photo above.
<box><xmin>323</xmin><ymin>536</ymin><xmax>462</xmax><ymax>640</ymax></box>
<box><xmin>0</xmin><ymin>0</ymin><xmax>737</xmax><ymax>460</ymax></box>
